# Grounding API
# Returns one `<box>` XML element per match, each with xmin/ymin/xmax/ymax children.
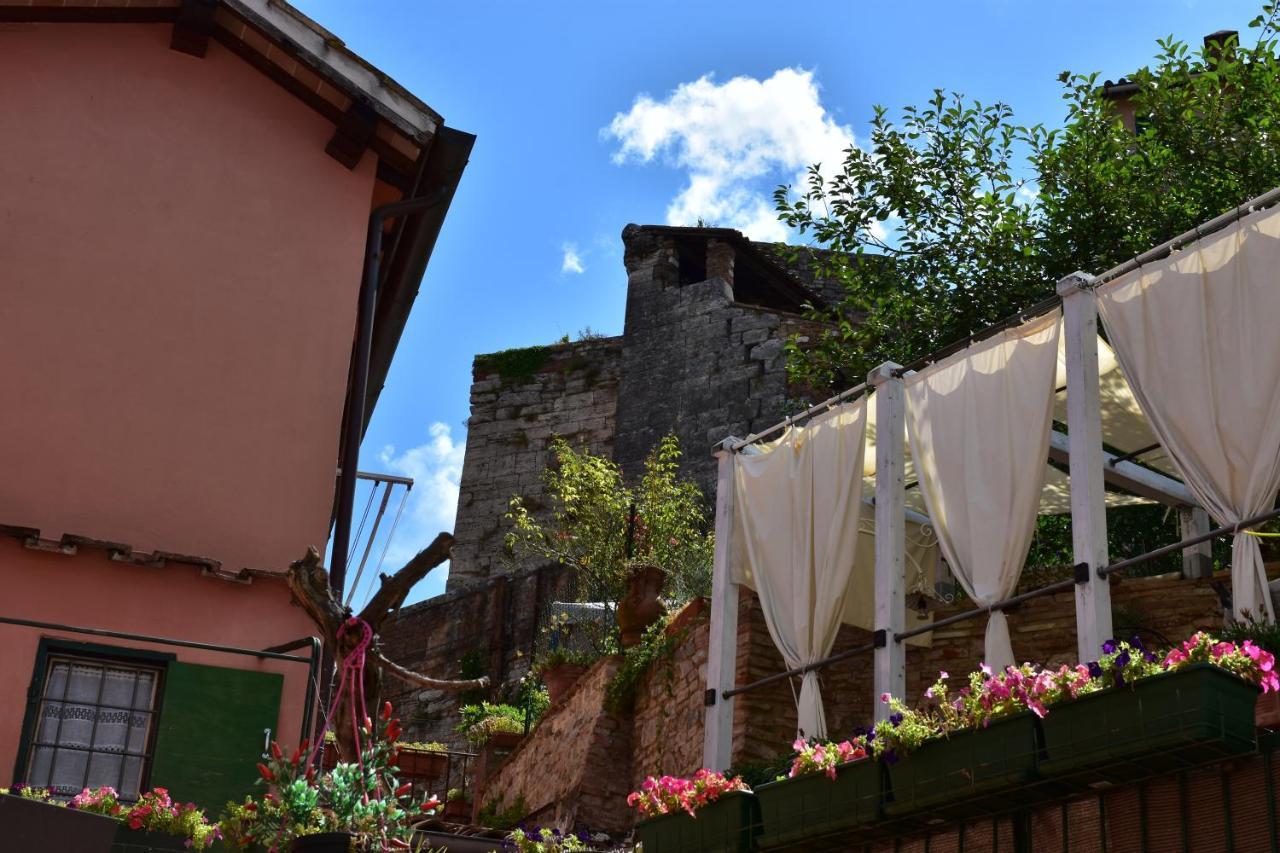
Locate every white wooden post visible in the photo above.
<box><xmin>703</xmin><ymin>443</ymin><xmax>740</xmax><ymax>770</ymax></box>
<box><xmin>869</xmin><ymin>363</ymin><xmax>906</xmax><ymax>720</ymax></box>
<box><xmin>1179</xmin><ymin>507</ymin><xmax>1213</xmax><ymax>579</ymax></box>
<box><xmin>1057</xmin><ymin>273</ymin><xmax>1115</xmax><ymax>662</ymax></box>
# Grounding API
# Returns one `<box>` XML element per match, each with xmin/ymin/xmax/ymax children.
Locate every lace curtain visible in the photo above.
<box><xmin>26</xmin><ymin>658</ymin><xmax>156</xmax><ymax>798</ymax></box>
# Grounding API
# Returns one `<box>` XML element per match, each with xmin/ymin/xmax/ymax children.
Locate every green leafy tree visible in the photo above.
<box><xmin>505</xmin><ymin>434</ymin><xmax>714</xmax><ymax>650</ymax></box>
<box><xmin>776</xmin><ymin>7</ymin><xmax>1280</xmax><ymax>570</ymax></box>
<box><xmin>779</xmin><ymin>7</ymin><xmax>1280</xmax><ymax>388</ymax></box>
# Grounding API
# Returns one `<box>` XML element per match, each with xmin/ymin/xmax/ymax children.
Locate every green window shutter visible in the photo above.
<box><xmin>149</xmin><ymin>662</ymin><xmax>283</xmax><ymax>812</ymax></box>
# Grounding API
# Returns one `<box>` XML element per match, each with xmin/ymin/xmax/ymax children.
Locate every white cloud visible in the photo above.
<box><xmin>606</xmin><ymin>68</ymin><xmax>855</xmax><ymax>241</ymax></box>
<box><xmin>372</xmin><ymin>421</ymin><xmax>465</xmax><ymax>581</ymax></box>
<box><xmin>561</xmin><ymin>242</ymin><xmax>586</xmax><ymax>274</ymax></box>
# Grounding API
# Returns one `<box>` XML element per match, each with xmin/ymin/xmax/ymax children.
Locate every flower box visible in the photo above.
<box><xmin>397</xmin><ymin>748</ymin><xmax>449</xmax><ymax>779</ymax></box>
<box><xmin>884</xmin><ymin>712</ymin><xmax>1040</xmax><ymax>818</ymax></box>
<box><xmin>754</xmin><ymin>758</ymin><xmax>881</xmax><ymax>848</ymax></box>
<box><xmin>0</xmin><ymin>793</ymin><xmax>119</xmax><ymax>852</ymax></box>
<box><xmin>110</xmin><ymin>827</ymin><xmax>190</xmax><ymax>851</ymax></box>
<box><xmin>1039</xmin><ymin>663</ymin><xmax>1258</xmax><ymax>784</ymax></box>
<box><xmin>634</xmin><ymin>790</ymin><xmax>760</xmax><ymax>853</ymax></box>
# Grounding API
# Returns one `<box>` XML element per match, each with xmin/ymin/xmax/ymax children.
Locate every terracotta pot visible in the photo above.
<box><xmin>542</xmin><ymin>662</ymin><xmax>589</xmax><ymax>705</ymax></box>
<box><xmin>1258</xmin><ymin>690</ymin><xmax>1280</xmax><ymax>729</ymax></box>
<box><xmin>443</xmin><ymin>798</ymin><xmax>473</xmax><ymax>820</ymax></box>
<box><xmin>617</xmin><ymin>563</ymin><xmax>667</xmax><ymax>649</ymax></box>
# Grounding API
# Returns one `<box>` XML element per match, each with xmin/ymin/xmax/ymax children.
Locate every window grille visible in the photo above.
<box><xmin>24</xmin><ymin>654</ymin><xmax>161</xmax><ymax>799</ymax></box>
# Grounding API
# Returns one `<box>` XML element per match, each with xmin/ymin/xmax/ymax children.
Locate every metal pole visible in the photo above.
<box><xmin>345</xmin><ymin>480</ymin><xmax>395</xmax><ymax>607</ymax></box>
<box><xmin>729</xmin><ymin>382</ymin><xmax>869</xmax><ymax>452</ymax></box>
<box><xmin>331</xmin><ymin>191</ymin><xmax>449</xmax><ymax>595</ymax></box>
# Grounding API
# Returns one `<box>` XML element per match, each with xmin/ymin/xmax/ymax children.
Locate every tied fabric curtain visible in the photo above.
<box><xmin>905</xmin><ymin>312</ymin><xmax>1061</xmax><ymax>670</ymax></box>
<box><xmin>1097</xmin><ymin>206</ymin><xmax>1280</xmax><ymax>623</ymax></box>
<box><xmin>732</xmin><ymin>400</ymin><xmax>868</xmax><ymax>739</ymax></box>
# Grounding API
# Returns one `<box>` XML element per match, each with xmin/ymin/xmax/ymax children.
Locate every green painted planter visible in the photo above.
<box><xmin>634</xmin><ymin>790</ymin><xmax>760</xmax><ymax>853</ymax></box>
<box><xmin>1039</xmin><ymin>663</ymin><xmax>1258</xmax><ymax>785</ymax></box>
<box><xmin>0</xmin><ymin>793</ymin><xmax>119</xmax><ymax>852</ymax></box>
<box><xmin>884</xmin><ymin>712</ymin><xmax>1040</xmax><ymax>818</ymax></box>
<box><xmin>754</xmin><ymin>758</ymin><xmax>881</xmax><ymax>849</ymax></box>
<box><xmin>111</xmin><ymin>827</ymin><xmax>189</xmax><ymax>852</ymax></box>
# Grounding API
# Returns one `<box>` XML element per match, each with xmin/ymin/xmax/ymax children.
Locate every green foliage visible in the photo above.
<box><xmin>508</xmin><ymin>827</ymin><xmax>590</xmax><ymax>852</ymax></box>
<box><xmin>777</xmin><ymin>8</ymin><xmax>1280</xmax><ymax>567</ymax></box>
<box><xmin>220</xmin><ymin>709</ymin><xmax>441</xmax><ymax>850</ymax></box>
<box><xmin>506</xmin><ymin>434</ymin><xmax>713</xmax><ymax>652</ymax></box>
<box><xmin>475</xmin><ymin>344</ymin><xmax>555</xmax><ymax>384</ymax></box>
<box><xmin>457</xmin><ymin>649</ymin><xmax>489</xmax><ymax>707</ymax></box>
<box><xmin>604</xmin><ymin>621</ymin><xmax>684</xmax><ymax>714</ymax></box>
<box><xmin>725</xmin><ymin>751</ymin><xmax>795</xmax><ymax>788</ymax></box>
<box><xmin>476</xmin><ymin>794</ymin><xmax>528</xmax><ymax>830</ymax></box>
<box><xmin>778</xmin><ymin>8</ymin><xmax>1280</xmax><ymax>391</ymax></box>
<box><xmin>456</xmin><ymin>702</ymin><xmax>526</xmax><ymax>746</ymax></box>
<box><xmin>1221</xmin><ymin>613</ymin><xmax>1280</xmax><ymax>655</ymax></box>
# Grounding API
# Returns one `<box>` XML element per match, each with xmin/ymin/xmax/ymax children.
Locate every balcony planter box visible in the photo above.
<box><xmin>111</xmin><ymin>827</ymin><xmax>189</xmax><ymax>851</ymax></box>
<box><xmin>397</xmin><ymin>748</ymin><xmax>448</xmax><ymax>779</ymax></box>
<box><xmin>1039</xmin><ymin>663</ymin><xmax>1258</xmax><ymax>784</ymax></box>
<box><xmin>634</xmin><ymin>790</ymin><xmax>760</xmax><ymax>853</ymax></box>
<box><xmin>884</xmin><ymin>712</ymin><xmax>1040</xmax><ymax>818</ymax></box>
<box><xmin>754</xmin><ymin>758</ymin><xmax>881</xmax><ymax>848</ymax></box>
<box><xmin>0</xmin><ymin>793</ymin><xmax>119</xmax><ymax>852</ymax></box>
<box><xmin>292</xmin><ymin>831</ymin><xmax>354</xmax><ymax>852</ymax></box>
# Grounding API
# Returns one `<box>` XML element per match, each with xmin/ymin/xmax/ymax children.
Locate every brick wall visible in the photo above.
<box><xmin>630</xmin><ymin>604</ymin><xmax>712</xmax><ymax>791</ymax></box>
<box><xmin>380</xmin><ymin>562</ymin><xmax>569</xmax><ymax>746</ymax></box>
<box><xmin>475</xmin><ymin>656</ymin><xmax>634</xmax><ymax>834</ymax></box>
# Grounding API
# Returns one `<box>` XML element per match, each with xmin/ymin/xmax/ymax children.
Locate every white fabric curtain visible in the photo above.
<box><xmin>905</xmin><ymin>312</ymin><xmax>1061</xmax><ymax>670</ymax></box>
<box><xmin>1097</xmin><ymin>206</ymin><xmax>1280</xmax><ymax>622</ymax></box>
<box><xmin>732</xmin><ymin>400</ymin><xmax>868</xmax><ymax>739</ymax></box>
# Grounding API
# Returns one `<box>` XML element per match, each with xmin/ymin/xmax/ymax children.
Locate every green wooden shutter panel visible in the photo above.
<box><xmin>149</xmin><ymin>662</ymin><xmax>283</xmax><ymax>812</ymax></box>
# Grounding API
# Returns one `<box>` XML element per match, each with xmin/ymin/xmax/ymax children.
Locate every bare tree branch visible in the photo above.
<box><xmin>358</xmin><ymin>532</ymin><xmax>453</xmax><ymax>628</ymax></box>
<box><xmin>372</xmin><ymin>650</ymin><xmax>489</xmax><ymax>692</ymax></box>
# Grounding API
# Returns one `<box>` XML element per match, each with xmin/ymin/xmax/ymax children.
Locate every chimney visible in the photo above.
<box><xmin>706</xmin><ymin>238</ymin><xmax>735</xmax><ymax>287</ymax></box>
<box><xmin>1204</xmin><ymin>30</ymin><xmax>1238</xmax><ymax>66</ymax></box>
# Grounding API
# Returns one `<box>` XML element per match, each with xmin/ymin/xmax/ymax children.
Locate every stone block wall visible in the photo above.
<box><xmin>612</xmin><ymin>226</ymin><xmax>821</xmax><ymax>497</ymax></box>
<box><xmin>475</xmin><ymin>656</ymin><xmax>634</xmax><ymax>834</ymax></box>
<box><xmin>380</xmin><ymin>562</ymin><xmax>569</xmax><ymax>747</ymax></box>
<box><xmin>447</xmin><ymin>337</ymin><xmax>621</xmax><ymax>590</ymax></box>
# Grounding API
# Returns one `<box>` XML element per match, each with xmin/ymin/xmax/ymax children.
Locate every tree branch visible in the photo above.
<box><xmin>357</xmin><ymin>532</ymin><xmax>453</xmax><ymax>628</ymax></box>
<box><xmin>372</xmin><ymin>650</ymin><xmax>489</xmax><ymax>692</ymax></box>
<box><xmin>286</xmin><ymin>546</ymin><xmax>342</xmax><ymax>638</ymax></box>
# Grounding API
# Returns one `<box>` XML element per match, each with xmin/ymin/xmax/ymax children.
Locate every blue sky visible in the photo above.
<box><xmin>299</xmin><ymin>0</ymin><xmax>1262</xmax><ymax>606</ymax></box>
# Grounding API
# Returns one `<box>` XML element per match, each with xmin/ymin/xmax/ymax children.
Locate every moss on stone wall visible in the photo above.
<box><xmin>475</xmin><ymin>345</ymin><xmax>555</xmax><ymax>384</ymax></box>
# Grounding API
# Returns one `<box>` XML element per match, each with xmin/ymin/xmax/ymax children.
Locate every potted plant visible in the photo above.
<box><xmin>753</xmin><ymin>737</ymin><xmax>881</xmax><ymax>847</ymax></box>
<box><xmin>394</xmin><ymin>740</ymin><xmax>449</xmax><ymax>779</ymax></box>
<box><xmin>535</xmin><ymin>649</ymin><xmax>594</xmax><ymax>705</ymax></box>
<box><xmin>220</xmin><ymin>703</ymin><xmax>442</xmax><ymax>852</ymax></box>
<box><xmin>0</xmin><ymin>785</ymin><xmax>119</xmax><ymax>853</ymax></box>
<box><xmin>618</xmin><ymin>563</ymin><xmax>668</xmax><ymax>649</ymax></box>
<box><xmin>442</xmin><ymin>787</ymin><xmax>472</xmax><ymax>821</ymax></box>
<box><xmin>628</xmin><ymin>769</ymin><xmax>758</xmax><ymax>853</ymax></box>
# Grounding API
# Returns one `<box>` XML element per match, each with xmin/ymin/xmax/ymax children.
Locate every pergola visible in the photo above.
<box><xmin>702</xmin><ymin>186</ymin><xmax>1280</xmax><ymax>770</ymax></box>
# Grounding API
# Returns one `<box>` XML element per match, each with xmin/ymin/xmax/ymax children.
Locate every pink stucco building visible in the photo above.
<box><xmin>0</xmin><ymin>0</ymin><xmax>471</xmax><ymax>811</ymax></box>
